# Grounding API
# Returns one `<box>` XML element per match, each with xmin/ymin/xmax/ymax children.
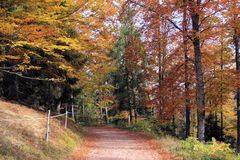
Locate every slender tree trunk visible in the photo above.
<box><xmin>15</xmin><ymin>75</ymin><xmax>19</xmax><ymax>101</ymax></box>
<box><xmin>189</xmin><ymin>0</ymin><xmax>205</xmax><ymax>141</ymax></box>
<box><xmin>158</xmin><ymin>35</ymin><xmax>163</xmax><ymax>117</ymax></box>
<box><xmin>131</xmin><ymin>72</ymin><xmax>137</xmax><ymax>123</ymax></box>
<box><xmin>82</xmin><ymin>104</ymin><xmax>85</xmax><ymax>116</ymax></box>
<box><xmin>220</xmin><ymin>40</ymin><xmax>224</xmax><ymax>140</ymax></box>
<box><xmin>57</xmin><ymin>100</ymin><xmax>61</xmax><ymax>114</ymax></box>
<box><xmin>156</xmin><ymin>22</ymin><xmax>166</xmax><ymax>118</ymax></box>
<box><xmin>183</xmin><ymin>0</ymin><xmax>191</xmax><ymax>138</ymax></box>
<box><xmin>234</xmin><ymin>26</ymin><xmax>240</xmax><ymax>152</ymax></box>
<box><xmin>100</xmin><ymin>107</ymin><xmax>103</xmax><ymax>118</ymax></box>
<box><xmin>70</xmin><ymin>91</ymin><xmax>74</xmax><ymax>120</ymax></box>
<box><xmin>105</xmin><ymin>107</ymin><xmax>109</xmax><ymax>124</ymax></box>
<box><xmin>172</xmin><ymin>114</ymin><xmax>176</xmax><ymax>136</ymax></box>
<box><xmin>0</xmin><ymin>72</ymin><xmax>3</xmax><ymax>96</ymax></box>
<box><xmin>126</xmin><ymin>68</ymin><xmax>133</xmax><ymax>123</ymax></box>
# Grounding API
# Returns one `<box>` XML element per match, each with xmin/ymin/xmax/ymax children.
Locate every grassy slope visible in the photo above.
<box><xmin>0</xmin><ymin>99</ymin><xmax>83</xmax><ymax>160</ymax></box>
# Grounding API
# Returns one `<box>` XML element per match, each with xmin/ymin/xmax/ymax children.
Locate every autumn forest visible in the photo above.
<box><xmin>0</xmin><ymin>0</ymin><xmax>240</xmax><ymax>159</ymax></box>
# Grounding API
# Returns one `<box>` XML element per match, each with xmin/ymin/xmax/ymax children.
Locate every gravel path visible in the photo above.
<box><xmin>82</xmin><ymin>127</ymin><xmax>171</xmax><ymax>160</ymax></box>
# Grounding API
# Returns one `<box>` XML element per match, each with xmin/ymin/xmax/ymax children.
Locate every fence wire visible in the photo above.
<box><xmin>0</xmin><ymin>110</ymin><xmax>67</xmax><ymax>121</ymax></box>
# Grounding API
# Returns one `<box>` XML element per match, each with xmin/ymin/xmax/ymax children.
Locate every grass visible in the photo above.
<box><xmin>157</xmin><ymin>136</ymin><xmax>240</xmax><ymax>160</ymax></box>
<box><xmin>0</xmin><ymin>99</ymin><xmax>83</xmax><ymax>160</ymax></box>
<box><xmin>124</xmin><ymin>119</ymin><xmax>240</xmax><ymax>160</ymax></box>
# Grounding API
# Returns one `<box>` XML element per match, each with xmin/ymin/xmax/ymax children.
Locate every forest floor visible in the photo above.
<box><xmin>70</xmin><ymin>126</ymin><xmax>173</xmax><ymax>160</ymax></box>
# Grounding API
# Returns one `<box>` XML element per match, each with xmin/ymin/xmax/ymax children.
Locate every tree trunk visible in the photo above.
<box><xmin>0</xmin><ymin>72</ymin><xmax>3</xmax><ymax>96</ymax></box>
<box><xmin>82</xmin><ymin>104</ymin><xmax>85</xmax><ymax>116</ymax></box>
<box><xmin>105</xmin><ymin>107</ymin><xmax>109</xmax><ymax>124</ymax></box>
<box><xmin>126</xmin><ymin>68</ymin><xmax>133</xmax><ymax>124</ymax></box>
<box><xmin>234</xmin><ymin>26</ymin><xmax>240</xmax><ymax>152</ymax></box>
<box><xmin>189</xmin><ymin>0</ymin><xmax>205</xmax><ymax>141</ymax></box>
<box><xmin>172</xmin><ymin>114</ymin><xmax>176</xmax><ymax>136</ymax></box>
<box><xmin>131</xmin><ymin>72</ymin><xmax>137</xmax><ymax>123</ymax></box>
<box><xmin>15</xmin><ymin>75</ymin><xmax>19</xmax><ymax>101</ymax></box>
<box><xmin>57</xmin><ymin>100</ymin><xmax>61</xmax><ymax>114</ymax></box>
<box><xmin>100</xmin><ymin>107</ymin><xmax>103</xmax><ymax>118</ymax></box>
<box><xmin>183</xmin><ymin>0</ymin><xmax>191</xmax><ymax>138</ymax></box>
<box><xmin>156</xmin><ymin>22</ymin><xmax>165</xmax><ymax>118</ymax></box>
<box><xmin>220</xmin><ymin>39</ymin><xmax>224</xmax><ymax>140</ymax></box>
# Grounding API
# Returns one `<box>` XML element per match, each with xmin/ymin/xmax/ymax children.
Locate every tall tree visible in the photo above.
<box><xmin>188</xmin><ymin>0</ymin><xmax>205</xmax><ymax>141</ymax></box>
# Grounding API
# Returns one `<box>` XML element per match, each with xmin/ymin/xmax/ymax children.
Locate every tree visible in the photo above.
<box><xmin>0</xmin><ymin>0</ymin><xmax>118</xmax><ymax>112</ymax></box>
<box><xmin>110</xmin><ymin>5</ymin><xmax>146</xmax><ymax>124</ymax></box>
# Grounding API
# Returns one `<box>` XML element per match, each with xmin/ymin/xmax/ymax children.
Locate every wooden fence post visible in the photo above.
<box><xmin>45</xmin><ymin>110</ymin><xmax>51</xmax><ymax>143</ymax></box>
<box><xmin>105</xmin><ymin>107</ymin><xmax>109</xmax><ymax>124</ymax></box>
<box><xmin>65</xmin><ymin>110</ymin><xmax>68</xmax><ymax>129</ymax></box>
<box><xmin>71</xmin><ymin>104</ymin><xmax>75</xmax><ymax>121</ymax></box>
<box><xmin>128</xmin><ymin>114</ymin><xmax>131</xmax><ymax>126</ymax></box>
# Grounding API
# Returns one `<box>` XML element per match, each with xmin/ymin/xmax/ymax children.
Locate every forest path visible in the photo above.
<box><xmin>70</xmin><ymin>126</ymin><xmax>173</xmax><ymax>160</ymax></box>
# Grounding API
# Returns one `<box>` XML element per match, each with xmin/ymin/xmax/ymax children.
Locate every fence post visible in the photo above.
<box><xmin>65</xmin><ymin>110</ymin><xmax>68</xmax><ymax>129</ymax></box>
<box><xmin>45</xmin><ymin>110</ymin><xmax>51</xmax><ymax>143</ymax></box>
<box><xmin>71</xmin><ymin>104</ymin><xmax>75</xmax><ymax>121</ymax></box>
<box><xmin>128</xmin><ymin>114</ymin><xmax>131</xmax><ymax>126</ymax></box>
<box><xmin>105</xmin><ymin>107</ymin><xmax>109</xmax><ymax>124</ymax></box>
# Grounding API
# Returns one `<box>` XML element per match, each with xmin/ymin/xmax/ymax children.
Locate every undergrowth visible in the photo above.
<box><xmin>123</xmin><ymin>119</ymin><xmax>240</xmax><ymax>160</ymax></box>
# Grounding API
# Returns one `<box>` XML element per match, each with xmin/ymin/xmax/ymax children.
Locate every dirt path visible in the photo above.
<box><xmin>70</xmin><ymin>127</ymin><xmax>172</xmax><ymax>160</ymax></box>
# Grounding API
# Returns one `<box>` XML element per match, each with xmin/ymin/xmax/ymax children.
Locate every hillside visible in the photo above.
<box><xmin>0</xmin><ymin>99</ymin><xmax>83</xmax><ymax>160</ymax></box>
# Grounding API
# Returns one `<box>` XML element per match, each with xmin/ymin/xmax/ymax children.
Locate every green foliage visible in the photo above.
<box><xmin>129</xmin><ymin>120</ymin><xmax>153</xmax><ymax>133</ymax></box>
<box><xmin>176</xmin><ymin>137</ymin><xmax>239</xmax><ymax>160</ymax></box>
<box><xmin>127</xmin><ymin>118</ymin><xmax>176</xmax><ymax>137</ymax></box>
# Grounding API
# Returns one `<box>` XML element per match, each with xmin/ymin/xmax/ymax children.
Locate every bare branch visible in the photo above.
<box><xmin>127</xmin><ymin>0</ymin><xmax>193</xmax><ymax>41</ymax></box>
<box><xmin>0</xmin><ymin>69</ymin><xmax>65</xmax><ymax>82</ymax></box>
<box><xmin>200</xmin><ymin>8</ymin><xmax>226</xmax><ymax>26</ymax></box>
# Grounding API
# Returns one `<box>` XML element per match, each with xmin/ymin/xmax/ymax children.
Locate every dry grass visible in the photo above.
<box><xmin>0</xmin><ymin>99</ymin><xmax>83</xmax><ymax>160</ymax></box>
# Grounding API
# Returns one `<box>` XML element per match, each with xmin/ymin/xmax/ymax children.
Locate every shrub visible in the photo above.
<box><xmin>177</xmin><ymin>137</ymin><xmax>238</xmax><ymax>160</ymax></box>
<box><xmin>112</xmin><ymin>111</ymin><xmax>129</xmax><ymax>128</ymax></box>
<box><xmin>129</xmin><ymin>120</ymin><xmax>153</xmax><ymax>133</ymax></box>
<box><xmin>127</xmin><ymin>118</ymin><xmax>175</xmax><ymax>137</ymax></box>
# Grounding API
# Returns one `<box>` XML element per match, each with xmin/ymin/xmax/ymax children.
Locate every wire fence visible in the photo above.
<box><xmin>0</xmin><ymin>109</ymin><xmax>76</xmax><ymax>143</ymax></box>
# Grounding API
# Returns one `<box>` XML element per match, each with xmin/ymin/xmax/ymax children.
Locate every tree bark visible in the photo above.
<box><xmin>234</xmin><ymin>26</ymin><xmax>240</xmax><ymax>152</ymax></box>
<box><xmin>126</xmin><ymin>68</ymin><xmax>133</xmax><ymax>124</ymax></box>
<box><xmin>220</xmin><ymin>39</ymin><xmax>224</xmax><ymax>140</ymax></box>
<box><xmin>131</xmin><ymin>72</ymin><xmax>137</xmax><ymax>123</ymax></box>
<box><xmin>15</xmin><ymin>75</ymin><xmax>19</xmax><ymax>101</ymax></box>
<box><xmin>105</xmin><ymin>107</ymin><xmax>109</xmax><ymax>124</ymax></box>
<box><xmin>183</xmin><ymin>0</ymin><xmax>191</xmax><ymax>138</ymax></box>
<box><xmin>189</xmin><ymin>0</ymin><xmax>205</xmax><ymax>141</ymax></box>
<box><xmin>57</xmin><ymin>100</ymin><xmax>61</xmax><ymax>114</ymax></box>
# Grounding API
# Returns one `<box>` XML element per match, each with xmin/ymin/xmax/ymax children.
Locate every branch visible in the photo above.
<box><xmin>200</xmin><ymin>25</ymin><xmax>221</xmax><ymax>33</ymax></box>
<box><xmin>200</xmin><ymin>8</ymin><xmax>226</xmax><ymax>26</ymax></box>
<box><xmin>0</xmin><ymin>66</ymin><xmax>16</xmax><ymax>70</ymax></box>
<box><xmin>56</xmin><ymin>1</ymin><xmax>89</xmax><ymax>20</ymax></box>
<box><xmin>166</xmin><ymin>18</ymin><xmax>193</xmax><ymax>41</ymax></box>
<box><xmin>127</xmin><ymin>0</ymin><xmax>193</xmax><ymax>41</ymax></box>
<box><xmin>0</xmin><ymin>69</ymin><xmax>65</xmax><ymax>82</ymax></box>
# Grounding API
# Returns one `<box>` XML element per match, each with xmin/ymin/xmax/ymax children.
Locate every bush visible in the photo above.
<box><xmin>129</xmin><ymin>120</ymin><xmax>153</xmax><ymax>133</ymax></box>
<box><xmin>112</xmin><ymin>111</ymin><xmax>130</xmax><ymax>128</ymax></box>
<box><xmin>127</xmin><ymin>118</ymin><xmax>175</xmax><ymax>137</ymax></box>
<box><xmin>177</xmin><ymin>137</ymin><xmax>239</xmax><ymax>160</ymax></box>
